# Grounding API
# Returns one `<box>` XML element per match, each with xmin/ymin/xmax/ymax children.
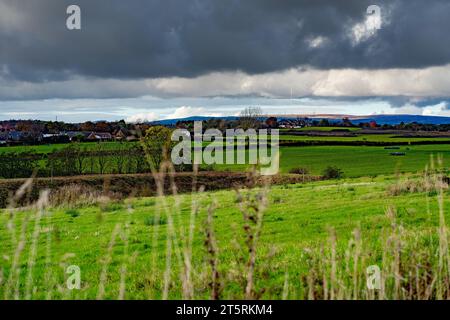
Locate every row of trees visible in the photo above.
<box><xmin>0</xmin><ymin>117</ymin><xmax>271</xmax><ymax>179</ymax></box>
<box><xmin>47</xmin><ymin>144</ymin><xmax>150</xmax><ymax>176</ymax></box>
<box><xmin>0</xmin><ymin>125</ymin><xmax>189</xmax><ymax>179</ymax></box>
<box><xmin>0</xmin><ymin>152</ymin><xmax>41</xmax><ymax>179</ymax></box>
<box><xmin>1</xmin><ymin>119</ymin><xmax>153</xmax><ymax>135</ymax></box>
<box><xmin>0</xmin><ymin>144</ymin><xmax>152</xmax><ymax>179</ymax></box>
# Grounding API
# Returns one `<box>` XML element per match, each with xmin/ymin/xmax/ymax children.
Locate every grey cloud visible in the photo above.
<box><xmin>1</xmin><ymin>0</ymin><xmax>450</xmax><ymax>83</ymax></box>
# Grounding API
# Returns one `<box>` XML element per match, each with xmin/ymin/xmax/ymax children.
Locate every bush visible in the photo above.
<box><xmin>322</xmin><ymin>166</ymin><xmax>343</xmax><ymax>180</ymax></box>
<box><xmin>289</xmin><ymin>167</ymin><xmax>309</xmax><ymax>175</ymax></box>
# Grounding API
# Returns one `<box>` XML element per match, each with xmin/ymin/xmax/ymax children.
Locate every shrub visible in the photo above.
<box><xmin>322</xmin><ymin>166</ymin><xmax>343</xmax><ymax>180</ymax></box>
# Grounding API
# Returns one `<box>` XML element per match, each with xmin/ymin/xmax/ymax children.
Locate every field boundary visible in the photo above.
<box><xmin>279</xmin><ymin>140</ymin><xmax>450</xmax><ymax>147</ymax></box>
<box><xmin>0</xmin><ymin>172</ymin><xmax>320</xmax><ymax>208</ymax></box>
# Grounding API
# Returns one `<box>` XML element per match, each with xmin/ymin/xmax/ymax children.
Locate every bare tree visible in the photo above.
<box><xmin>97</xmin><ymin>144</ymin><xmax>110</xmax><ymax>174</ymax></box>
<box><xmin>239</xmin><ymin>107</ymin><xmax>263</xmax><ymax>129</ymax></box>
<box><xmin>74</xmin><ymin>145</ymin><xmax>88</xmax><ymax>175</ymax></box>
<box><xmin>109</xmin><ymin>143</ymin><xmax>126</xmax><ymax>174</ymax></box>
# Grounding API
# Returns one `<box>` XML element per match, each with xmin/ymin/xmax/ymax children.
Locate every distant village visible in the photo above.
<box><xmin>0</xmin><ymin>116</ymin><xmax>449</xmax><ymax>146</ymax></box>
<box><xmin>0</xmin><ymin>117</ymin><xmax>322</xmax><ymax>146</ymax></box>
<box><xmin>0</xmin><ymin>120</ymin><xmax>146</xmax><ymax>146</ymax></box>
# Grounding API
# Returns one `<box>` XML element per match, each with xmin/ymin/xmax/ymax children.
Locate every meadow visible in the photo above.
<box><xmin>0</xmin><ymin>171</ymin><xmax>449</xmax><ymax>299</ymax></box>
<box><xmin>1</xmin><ymin>134</ymin><xmax>450</xmax><ymax>300</ymax></box>
<box><xmin>280</xmin><ymin>134</ymin><xmax>450</xmax><ymax>143</ymax></box>
<box><xmin>212</xmin><ymin>145</ymin><xmax>450</xmax><ymax>177</ymax></box>
<box><xmin>0</xmin><ymin>141</ymin><xmax>131</xmax><ymax>154</ymax></box>
<box><xmin>281</xmin><ymin>127</ymin><xmax>362</xmax><ymax>132</ymax></box>
<box><xmin>5</xmin><ymin>142</ymin><xmax>447</xmax><ymax>178</ymax></box>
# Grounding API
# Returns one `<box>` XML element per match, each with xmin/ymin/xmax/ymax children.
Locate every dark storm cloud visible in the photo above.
<box><xmin>1</xmin><ymin>0</ymin><xmax>450</xmax><ymax>82</ymax></box>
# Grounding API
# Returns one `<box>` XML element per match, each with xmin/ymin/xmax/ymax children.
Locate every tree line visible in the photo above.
<box><xmin>0</xmin><ymin>144</ymin><xmax>151</xmax><ymax>179</ymax></box>
<box><xmin>0</xmin><ymin>125</ymin><xmax>196</xmax><ymax>179</ymax></box>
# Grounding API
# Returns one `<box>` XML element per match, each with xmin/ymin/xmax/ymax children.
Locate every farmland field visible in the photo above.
<box><xmin>213</xmin><ymin>145</ymin><xmax>450</xmax><ymax>177</ymax></box>
<box><xmin>1</xmin><ymin>136</ymin><xmax>450</xmax><ymax>300</ymax></box>
<box><xmin>280</xmin><ymin>126</ymin><xmax>362</xmax><ymax>132</ymax></box>
<box><xmin>1</xmin><ymin>174</ymin><xmax>449</xmax><ymax>299</ymax></box>
<box><xmin>1</xmin><ymin>141</ymin><xmax>450</xmax><ymax>178</ymax></box>
<box><xmin>0</xmin><ymin>141</ymin><xmax>133</xmax><ymax>154</ymax></box>
<box><xmin>280</xmin><ymin>134</ymin><xmax>450</xmax><ymax>143</ymax></box>
<box><xmin>1</xmin><ymin>132</ymin><xmax>450</xmax><ymax>156</ymax></box>
<box><xmin>277</xmin><ymin>145</ymin><xmax>450</xmax><ymax>176</ymax></box>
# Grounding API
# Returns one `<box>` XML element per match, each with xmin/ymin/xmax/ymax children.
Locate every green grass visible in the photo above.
<box><xmin>280</xmin><ymin>134</ymin><xmax>450</xmax><ymax>143</ymax></box>
<box><xmin>214</xmin><ymin>145</ymin><xmax>450</xmax><ymax>177</ymax></box>
<box><xmin>278</xmin><ymin>145</ymin><xmax>450</xmax><ymax>177</ymax></box>
<box><xmin>0</xmin><ymin>141</ymin><xmax>133</xmax><ymax>154</ymax></box>
<box><xmin>1</xmin><ymin>174</ymin><xmax>448</xmax><ymax>299</ymax></box>
<box><xmin>282</xmin><ymin>126</ymin><xmax>362</xmax><ymax>132</ymax></box>
<box><xmin>1</xmin><ymin>136</ymin><xmax>449</xmax><ymax>179</ymax></box>
<box><xmin>1</xmin><ymin>140</ymin><xmax>449</xmax><ymax>179</ymax></box>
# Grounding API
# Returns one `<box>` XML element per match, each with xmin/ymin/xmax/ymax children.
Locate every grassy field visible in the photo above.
<box><xmin>280</xmin><ymin>134</ymin><xmax>450</xmax><ymax>143</ymax></box>
<box><xmin>1</xmin><ymin>132</ymin><xmax>449</xmax><ymax>156</ymax></box>
<box><xmin>1</xmin><ymin>173</ymin><xmax>449</xmax><ymax>299</ymax></box>
<box><xmin>214</xmin><ymin>145</ymin><xmax>450</xmax><ymax>177</ymax></box>
<box><xmin>278</xmin><ymin>145</ymin><xmax>450</xmax><ymax>176</ymax></box>
<box><xmin>0</xmin><ymin>141</ymin><xmax>131</xmax><ymax>154</ymax></box>
<box><xmin>281</xmin><ymin>127</ymin><xmax>362</xmax><ymax>132</ymax></box>
<box><xmin>1</xmin><ymin>141</ymin><xmax>449</xmax><ymax>178</ymax></box>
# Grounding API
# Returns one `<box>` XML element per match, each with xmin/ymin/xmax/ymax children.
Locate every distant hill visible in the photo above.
<box><xmin>152</xmin><ymin>114</ymin><xmax>450</xmax><ymax>126</ymax></box>
<box><xmin>151</xmin><ymin>116</ymin><xmax>238</xmax><ymax>125</ymax></box>
<box><xmin>347</xmin><ymin>114</ymin><xmax>450</xmax><ymax>125</ymax></box>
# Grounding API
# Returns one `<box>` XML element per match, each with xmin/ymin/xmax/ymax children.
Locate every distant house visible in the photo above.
<box><xmin>265</xmin><ymin>117</ymin><xmax>278</xmax><ymax>128</ymax></box>
<box><xmin>278</xmin><ymin>119</ymin><xmax>305</xmax><ymax>129</ymax></box>
<box><xmin>87</xmin><ymin>132</ymin><xmax>113</xmax><ymax>141</ymax></box>
<box><xmin>0</xmin><ymin>132</ymin><xmax>7</xmax><ymax>145</ymax></box>
<box><xmin>42</xmin><ymin>133</ymin><xmax>70</xmax><ymax>144</ymax></box>
<box><xmin>113</xmin><ymin>128</ymin><xmax>129</xmax><ymax>140</ymax></box>
<box><xmin>369</xmin><ymin>121</ymin><xmax>378</xmax><ymax>128</ymax></box>
<box><xmin>64</xmin><ymin>131</ymin><xmax>91</xmax><ymax>141</ymax></box>
<box><xmin>125</xmin><ymin>134</ymin><xmax>138</xmax><ymax>142</ymax></box>
<box><xmin>8</xmin><ymin>130</ymin><xmax>43</xmax><ymax>143</ymax></box>
<box><xmin>8</xmin><ymin>131</ymin><xmax>26</xmax><ymax>142</ymax></box>
<box><xmin>43</xmin><ymin>133</ymin><xmax>60</xmax><ymax>139</ymax></box>
<box><xmin>0</xmin><ymin>123</ymin><xmax>14</xmax><ymax>132</ymax></box>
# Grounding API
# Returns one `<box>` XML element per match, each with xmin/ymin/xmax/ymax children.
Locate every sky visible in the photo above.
<box><xmin>1</xmin><ymin>0</ymin><xmax>450</xmax><ymax>122</ymax></box>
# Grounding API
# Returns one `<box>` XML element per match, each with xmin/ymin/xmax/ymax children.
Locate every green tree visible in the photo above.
<box><xmin>322</xmin><ymin>166</ymin><xmax>343</xmax><ymax>180</ymax></box>
<box><xmin>141</xmin><ymin>126</ymin><xmax>174</xmax><ymax>170</ymax></box>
